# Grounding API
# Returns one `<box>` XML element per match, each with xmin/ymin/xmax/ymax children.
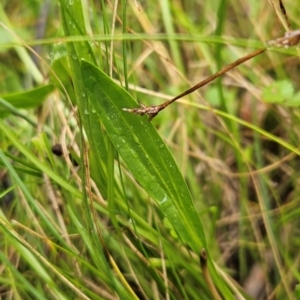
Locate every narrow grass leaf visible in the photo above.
<box><xmin>0</xmin><ymin>250</ymin><xmax>48</xmax><ymax>300</ymax></box>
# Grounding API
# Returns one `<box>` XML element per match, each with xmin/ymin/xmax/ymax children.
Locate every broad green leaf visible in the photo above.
<box><xmin>80</xmin><ymin>59</ymin><xmax>206</xmax><ymax>252</ymax></box>
<box><xmin>284</xmin><ymin>91</ymin><xmax>300</xmax><ymax>107</ymax></box>
<box><xmin>262</xmin><ymin>79</ymin><xmax>294</xmax><ymax>103</ymax></box>
<box><xmin>0</xmin><ymin>84</ymin><xmax>54</xmax><ymax>116</ymax></box>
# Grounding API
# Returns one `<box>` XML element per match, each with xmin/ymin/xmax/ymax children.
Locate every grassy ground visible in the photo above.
<box><xmin>1</xmin><ymin>0</ymin><xmax>300</xmax><ymax>299</ymax></box>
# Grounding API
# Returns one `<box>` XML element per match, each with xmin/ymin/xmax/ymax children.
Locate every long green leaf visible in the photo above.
<box><xmin>0</xmin><ymin>84</ymin><xmax>54</xmax><ymax>116</ymax></box>
<box><xmin>80</xmin><ymin>59</ymin><xmax>206</xmax><ymax>253</ymax></box>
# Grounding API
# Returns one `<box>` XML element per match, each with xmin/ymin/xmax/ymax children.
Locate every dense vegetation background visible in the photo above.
<box><xmin>1</xmin><ymin>0</ymin><xmax>300</xmax><ymax>299</ymax></box>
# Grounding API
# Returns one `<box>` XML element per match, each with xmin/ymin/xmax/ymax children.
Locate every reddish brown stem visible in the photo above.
<box><xmin>123</xmin><ymin>48</ymin><xmax>265</xmax><ymax>121</ymax></box>
<box><xmin>159</xmin><ymin>48</ymin><xmax>266</xmax><ymax>110</ymax></box>
<box><xmin>123</xmin><ymin>29</ymin><xmax>300</xmax><ymax>121</ymax></box>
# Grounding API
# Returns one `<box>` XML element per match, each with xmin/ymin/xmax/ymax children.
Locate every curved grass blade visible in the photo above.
<box><xmin>80</xmin><ymin>59</ymin><xmax>206</xmax><ymax>252</ymax></box>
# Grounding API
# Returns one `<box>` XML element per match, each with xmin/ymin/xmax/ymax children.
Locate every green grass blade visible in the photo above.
<box><xmin>80</xmin><ymin>59</ymin><xmax>206</xmax><ymax>252</ymax></box>
<box><xmin>0</xmin><ymin>122</ymin><xmax>80</xmax><ymax>198</ymax></box>
<box><xmin>0</xmin><ymin>250</ymin><xmax>48</xmax><ymax>300</ymax></box>
<box><xmin>0</xmin><ymin>5</ymin><xmax>44</xmax><ymax>84</ymax></box>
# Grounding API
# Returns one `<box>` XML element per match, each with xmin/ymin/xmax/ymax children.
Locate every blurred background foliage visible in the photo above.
<box><xmin>1</xmin><ymin>0</ymin><xmax>300</xmax><ymax>299</ymax></box>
